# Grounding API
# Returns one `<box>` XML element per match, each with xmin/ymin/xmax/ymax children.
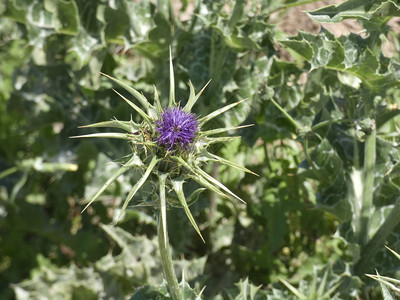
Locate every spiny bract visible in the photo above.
<box><xmin>72</xmin><ymin>52</ymin><xmax>256</xmax><ymax>242</ymax></box>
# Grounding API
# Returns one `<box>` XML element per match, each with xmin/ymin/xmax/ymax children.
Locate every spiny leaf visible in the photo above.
<box><xmin>195</xmin><ymin>166</ymin><xmax>246</xmax><ymax>204</ymax></box>
<box><xmin>317</xmin><ymin>267</ymin><xmax>329</xmax><ymax>297</ymax></box>
<box><xmin>366</xmin><ymin>274</ymin><xmax>400</xmax><ymax>286</ymax></box>
<box><xmin>70</xmin><ymin>132</ymin><xmax>154</xmax><ymax>146</ymax></box>
<box><xmin>198</xmin><ymin>99</ymin><xmax>248</xmax><ymax>126</ymax></box>
<box><xmin>81</xmin><ymin>155</ymin><xmax>142</xmax><ymax>212</ymax></box>
<box><xmin>279</xmin><ymin>278</ymin><xmax>307</xmax><ymax>300</ymax></box>
<box><xmin>172</xmin><ymin>180</ymin><xmax>205</xmax><ymax>243</ymax></box>
<box><xmin>171</xmin><ymin>156</ymin><xmax>227</xmax><ymax>199</ymax></box>
<box><xmin>234</xmin><ymin>277</ymin><xmax>263</xmax><ymax>299</ymax></box>
<box><xmin>70</xmin><ymin>132</ymin><xmax>132</xmax><ymax>140</ymax></box>
<box><xmin>116</xmin><ymin>156</ymin><xmax>159</xmax><ymax>223</ymax></box>
<box><xmin>280</xmin><ymin>31</ymin><xmax>400</xmax><ymax>90</ymax></box>
<box><xmin>200</xmin><ymin>124</ymin><xmax>254</xmax><ymax>136</ymax></box>
<box><xmin>366</xmin><ymin>273</ymin><xmax>399</xmax><ymax>298</ymax></box>
<box><xmin>112</xmin><ymin>89</ymin><xmax>152</xmax><ymax>126</ymax></box>
<box><xmin>78</xmin><ymin>119</ymin><xmax>136</xmax><ymax>132</ymax></box>
<box><xmin>309</xmin><ymin>269</ymin><xmax>317</xmax><ymax>297</ymax></box>
<box><xmin>100</xmin><ymin>72</ymin><xmax>152</xmax><ymax>111</ymax></box>
<box><xmin>203</xmin><ymin>136</ymin><xmax>241</xmax><ymax>144</ymax></box>
<box><xmin>205</xmin><ymin>152</ymin><xmax>258</xmax><ymax>176</ymax></box>
<box><xmin>187</xmin><ymin>174</ymin><xmax>228</xmax><ymax>200</ymax></box>
<box><xmin>183</xmin><ymin>79</ymin><xmax>211</xmax><ymax>113</ymax></box>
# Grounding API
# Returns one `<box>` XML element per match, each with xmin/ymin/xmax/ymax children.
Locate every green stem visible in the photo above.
<box><xmin>357</xmin><ymin>125</ymin><xmax>376</xmax><ymax>247</ymax></box>
<box><xmin>0</xmin><ymin>166</ymin><xmax>18</xmax><ymax>179</ymax></box>
<box><xmin>270</xmin><ymin>98</ymin><xmax>302</xmax><ymax>131</ymax></box>
<box><xmin>158</xmin><ymin>174</ymin><xmax>182</xmax><ymax>300</ymax></box>
<box><xmin>355</xmin><ymin>197</ymin><xmax>400</xmax><ymax>275</ymax></box>
<box><xmin>263</xmin><ymin>143</ymin><xmax>273</xmax><ymax>173</ymax></box>
<box><xmin>311</xmin><ymin>119</ymin><xmax>351</xmax><ymax>131</ymax></box>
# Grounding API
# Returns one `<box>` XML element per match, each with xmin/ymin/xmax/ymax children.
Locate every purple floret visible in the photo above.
<box><xmin>155</xmin><ymin>107</ymin><xmax>198</xmax><ymax>151</ymax></box>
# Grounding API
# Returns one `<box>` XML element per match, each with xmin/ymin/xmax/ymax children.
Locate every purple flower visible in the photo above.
<box><xmin>155</xmin><ymin>107</ymin><xmax>198</xmax><ymax>151</ymax></box>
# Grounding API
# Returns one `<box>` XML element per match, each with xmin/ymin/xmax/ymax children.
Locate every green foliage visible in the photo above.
<box><xmin>307</xmin><ymin>0</ymin><xmax>400</xmax><ymax>23</ymax></box>
<box><xmin>12</xmin><ymin>225</ymin><xmax>162</xmax><ymax>299</ymax></box>
<box><xmin>1</xmin><ymin>0</ymin><xmax>400</xmax><ymax>299</ymax></box>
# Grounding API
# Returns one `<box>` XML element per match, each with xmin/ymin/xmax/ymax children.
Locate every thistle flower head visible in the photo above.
<box><xmin>72</xmin><ymin>52</ymin><xmax>256</xmax><ymax>242</ymax></box>
<box><xmin>155</xmin><ymin>108</ymin><xmax>198</xmax><ymax>151</ymax></box>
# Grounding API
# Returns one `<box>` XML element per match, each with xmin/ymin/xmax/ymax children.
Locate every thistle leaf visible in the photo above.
<box><xmin>204</xmin><ymin>136</ymin><xmax>241</xmax><ymax>144</ymax></box>
<box><xmin>183</xmin><ymin>79</ymin><xmax>211</xmax><ymax>113</ymax></box>
<box><xmin>368</xmin><ymin>274</ymin><xmax>400</xmax><ymax>290</ymax></box>
<box><xmin>205</xmin><ymin>152</ymin><xmax>258</xmax><ymax>176</ymax></box>
<box><xmin>170</xmin><ymin>156</ymin><xmax>227</xmax><ymax>199</ymax></box>
<box><xmin>198</xmin><ymin>99</ymin><xmax>248</xmax><ymax>126</ymax></box>
<box><xmin>116</xmin><ymin>156</ymin><xmax>159</xmax><ymax>223</ymax></box>
<box><xmin>70</xmin><ymin>133</ymin><xmax>132</xmax><ymax>140</ymax></box>
<box><xmin>367</xmin><ymin>273</ymin><xmax>399</xmax><ymax>299</ymax></box>
<box><xmin>81</xmin><ymin>155</ymin><xmax>142</xmax><ymax>212</ymax></box>
<box><xmin>78</xmin><ymin>119</ymin><xmax>136</xmax><ymax>132</ymax></box>
<box><xmin>307</xmin><ymin>0</ymin><xmax>400</xmax><ymax>23</ymax></box>
<box><xmin>112</xmin><ymin>89</ymin><xmax>152</xmax><ymax>127</ymax></box>
<box><xmin>70</xmin><ymin>132</ymin><xmax>154</xmax><ymax>146</ymax></box>
<box><xmin>187</xmin><ymin>174</ymin><xmax>227</xmax><ymax>200</ymax></box>
<box><xmin>195</xmin><ymin>166</ymin><xmax>246</xmax><ymax>204</ymax></box>
<box><xmin>200</xmin><ymin>124</ymin><xmax>253</xmax><ymax>136</ymax></box>
<box><xmin>279</xmin><ymin>278</ymin><xmax>307</xmax><ymax>300</ymax></box>
<box><xmin>101</xmin><ymin>72</ymin><xmax>152</xmax><ymax>111</ymax></box>
<box><xmin>172</xmin><ymin>180</ymin><xmax>205</xmax><ymax>243</ymax></box>
<box><xmin>317</xmin><ymin>267</ymin><xmax>329</xmax><ymax>296</ymax></box>
<box><xmin>169</xmin><ymin>48</ymin><xmax>176</xmax><ymax>107</ymax></box>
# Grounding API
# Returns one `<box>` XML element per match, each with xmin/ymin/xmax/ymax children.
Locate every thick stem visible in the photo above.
<box><xmin>357</xmin><ymin>125</ymin><xmax>376</xmax><ymax>247</ymax></box>
<box><xmin>355</xmin><ymin>197</ymin><xmax>400</xmax><ymax>275</ymax></box>
<box><xmin>158</xmin><ymin>213</ymin><xmax>182</xmax><ymax>300</ymax></box>
<box><xmin>158</xmin><ymin>174</ymin><xmax>182</xmax><ymax>300</ymax></box>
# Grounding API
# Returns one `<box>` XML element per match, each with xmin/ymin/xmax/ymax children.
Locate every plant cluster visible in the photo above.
<box><xmin>1</xmin><ymin>0</ymin><xmax>400</xmax><ymax>299</ymax></box>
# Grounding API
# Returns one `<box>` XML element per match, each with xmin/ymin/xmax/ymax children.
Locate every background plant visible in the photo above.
<box><xmin>1</xmin><ymin>0</ymin><xmax>400</xmax><ymax>299</ymax></box>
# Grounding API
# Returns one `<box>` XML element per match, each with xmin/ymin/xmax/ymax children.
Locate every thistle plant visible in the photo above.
<box><xmin>72</xmin><ymin>51</ymin><xmax>255</xmax><ymax>299</ymax></box>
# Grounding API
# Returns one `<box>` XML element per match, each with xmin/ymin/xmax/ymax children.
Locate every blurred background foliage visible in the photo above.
<box><xmin>1</xmin><ymin>0</ymin><xmax>400</xmax><ymax>299</ymax></box>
